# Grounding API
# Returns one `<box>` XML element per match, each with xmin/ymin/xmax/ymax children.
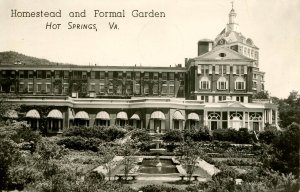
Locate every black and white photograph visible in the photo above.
<box><xmin>0</xmin><ymin>0</ymin><xmax>299</xmax><ymax>191</ymax></box>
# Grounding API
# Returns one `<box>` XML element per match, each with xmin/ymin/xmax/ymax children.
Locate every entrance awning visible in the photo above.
<box><xmin>74</xmin><ymin>111</ymin><xmax>89</xmax><ymax>120</ymax></box>
<box><xmin>130</xmin><ymin>112</ymin><xmax>141</xmax><ymax>120</ymax></box>
<box><xmin>26</xmin><ymin>109</ymin><xmax>40</xmax><ymax>119</ymax></box>
<box><xmin>187</xmin><ymin>113</ymin><xmax>200</xmax><ymax>121</ymax></box>
<box><xmin>173</xmin><ymin>111</ymin><xmax>185</xmax><ymax>120</ymax></box>
<box><xmin>47</xmin><ymin>109</ymin><xmax>63</xmax><ymax>119</ymax></box>
<box><xmin>96</xmin><ymin>111</ymin><xmax>110</xmax><ymax>120</ymax></box>
<box><xmin>5</xmin><ymin>110</ymin><xmax>18</xmax><ymax>119</ymax></box>
<box><xmin>116</xmin><ymin>111</ymin><xmax>128</xmax><ymax>120</ymax></box>
<box><xmin>151</xmin><ymin>111</ymin><xmax>165</xmax><ymax>120</ymax></box>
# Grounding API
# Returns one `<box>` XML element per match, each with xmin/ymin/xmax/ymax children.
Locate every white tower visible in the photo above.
<box><xmin>226</xmin><ymin>2</ymin><xmax>239</xmax><ymax>32</ymax></box>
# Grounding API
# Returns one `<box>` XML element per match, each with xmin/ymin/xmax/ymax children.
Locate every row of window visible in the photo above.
<box><xmin>197</xmin><ymin>65</ymin><xmax>248</xmax><ymax>75</ymax></box>
<box><xmin>7</xmin><ymin>82</ymin><xmax>179</xmax><ymax>95</ymax></box>
<box><xmin>199</xmin><ymin>95</ymin><xmax>246</xmax><ymax>103</ymax></box>
<box><xmin>199</xmin><ymin>77</ymin><xmax>246</xmax><ymax>90</ymax></box>
<box><xmin>1</xmin><ymin>70</ymin><xmax>184</xmax><ymax>81</ymax></box>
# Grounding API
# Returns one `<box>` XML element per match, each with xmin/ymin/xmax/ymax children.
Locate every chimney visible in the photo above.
<box><xmin>197</xmin><ymin>39</ymin><xmax>214</xmax><ymax>56</ymax></box>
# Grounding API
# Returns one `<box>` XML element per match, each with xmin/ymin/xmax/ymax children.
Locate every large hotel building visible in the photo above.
<box><xmin>1</xmin><ymin>7</ymin><xmax>278</xmax><ymax>134</ymax></box>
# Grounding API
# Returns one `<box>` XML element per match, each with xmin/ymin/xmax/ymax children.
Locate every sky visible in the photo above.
<box><xmin>0</xmin><ymin>0</ymin><xmax>299</xmax><ymax>98</ymax></box>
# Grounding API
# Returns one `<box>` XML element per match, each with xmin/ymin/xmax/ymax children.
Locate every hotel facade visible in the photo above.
<box><xmin>0</xmin><ymin>7</ymin><xmax>278</xmax><ymax>134</ymax></box>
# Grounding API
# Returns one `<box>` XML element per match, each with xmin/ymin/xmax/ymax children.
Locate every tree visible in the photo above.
<box><xmin>253</xmin><ymin>91</ymin><xmax>269</xmax><ymax>99</ymax></box>
<box><xmin>277</xmin><ymin>91</ymin><xmax>300</xmax><ymax>128</ymax></box>
<box><xmin>119</xmin><ymin>140</ymin><xmax>138</xmax><ymax>181</ymax></box>
<box><xmin>0</xmin><ymin>139</ymin><xmax>20</xmax><ymax>190</ymax></box>
<box><xmin>180</xmin><ymin>138</ymin><xmax>204</xmax><ymax>183</ymax></box>
<box><xmin>100</xmin><ymin>145</ymin><xmax>117</xmax><ymax>181</ymax></box>
<box><xmin>272</xmin><ymin>123</ymin><xmax>300</xmax><ymax>176</ymax></box>
<box><xmin>0</xmin><ymin>95</ymin><xmax>20</xmax><ymax>122</ymax></box>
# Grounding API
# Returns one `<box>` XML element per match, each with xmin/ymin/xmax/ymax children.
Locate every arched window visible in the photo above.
<box><xmin>199</xmin><ymin>77</ymin><xmax>210</xmax><ymax>89</ymax></box>
<box><xmin>208</xmin><ymin>112</ymin><xmax>221</xmax><ymax>120</ymax></box>
<box><xmin>217</xmin><ymin>77</ymin><xmax>228</xmax><ymax>90</ymax></box>
<box><xmin>235</xmin><ymin>77</ymin><xmax>245</xmax><ymax>90</ymax></box>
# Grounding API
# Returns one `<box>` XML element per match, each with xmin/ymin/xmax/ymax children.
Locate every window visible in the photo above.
<box><xmin>91</xmin><ymin>71</ymin><xmax>95</xmax><ymax>79</ymax></box>
<box><xmin>153</xmin><ymin>72</ymin><xmax>158</xmax><ymax>80</ymax></box>
<box><xmin>162</xmin><ymin>84</ymin><xmax>168</xmax><ymax>94</ymax></box>
<box><xmin>19</xmin><ymin>71</ymin><xmax>24</xmax><ymax>79</ymax></box>
<box><xmin>108</xmin><ymin>72</ymin><xmax>113</xmax><ymax>80</ymax></box>
<box><xmin>28</xmin><ymin>83</ymin><xmax>33</xmax><ymax>92</ymax></box>
<box><xmin>28</xmin><ymin>71</ymin><xmax>33</xmax><ymax>79</ymax></box>
<box><xmin>82</xmin><ymin>72</ymin><xmax>87</xmax><ymax>79</ymax></box>
<box><xmin>253</xmin><ymin>81</ymin><xmax>257</xmax><ymax>89</ymax></box>
<box><xmin>235</xmin><ymin>77</ymin><xmax>245</xmax><ymax>90</ymax></box>
<box><xmin>169</xmin><ymin>73</ymin><xmax>174</xmax><ymax>80</ymax></box>
<box><xmin>253</xmin><ymin>74</ymin><xmax>257</xmax><ymax>79</ymax></box>
<box><xmin>135</xmin><ymin>72</ymin><xmax>140</xmax><ymax>80</ymax></box>
<box><xmin>55</xmin><ymin>71</ymin><xmax>60</xmax><ymax>79</ymax></box>
<box><xmin>219</xmin><ymin>65</ymin><xmax>227</xmax><ymax>75</ymax></box>
<box><xmin>63</xmin><ymin>71</ymin><xmax>69</xmax><ymax>79</ymax></box>
<box><xmin>99</xmin><ymin>83</ymin><xmax>105</xmax><ymax>93</ymax></box>
<box><xmin>169</xmin><ymin>84</ymin><xmax>175</xmax><ymax>93</ymax></box>
<box><xmin>144</xmin><ymin>72</ymin><xmax>149</xmax><ymax>80</ymax></box>
<box><xmin>162</xmin><ymin>72</ymin><xmax>167</xmax><ymax>80</ymax></box>
<box><xmin>37</xmin><ymin>71</ymin><xmax>42</xmax><ymax>79</ymax></box>
<box><xmin>100</xmin><ymin>72</ymin><xmax>105</xmax><ymax>80</ymax></box>
<box><xmin>179</xmin><ymin>73</ymin><xmax>184</xmax><ymax>80</ymax></box>
<box><xmin>46</xmin><ymin>83</ymin><xmax>51</xmax><ymax>93</ymax></box>
<box><xmin>19</xmin><ymin>83</ymin><xmax>24</xmax><ymax>92</ymax></box>
<box><xmin>135</xmin><ymin>84</ymin><xmax>140</xmax><ymax>94</ymax></box>
<box><xmin>126</xmin><ymin>72</ymin><xmax>131</xmax><ymax>80</ymax></box>
<box><xmin>108</xmin><ymin>84</ymin><xmax>113</xmax><ymax>93</ymax></box>
<box><xmin>218</xmin><ymin>96</ymin><xmax>226</xmax><ymax>101</ymax></box>
<box><xmin>46</xmin><ymin>71</ymin><xmax>51</xmax><ymax>79</ymax></box>
<box><xmin>10</xmin><ymin>85</ymin><xmax>15</xmax><ymax>92</ymax></box>
<box><xmin>2</xmin><ymin>71</ymin><xmax>6</xmax><ymax>78</ymax></box>
<box><xmin>118</xmin><ymin>72</ymin><xmax>123</xmax><ymax>79</ymax></box>
<box><xmin>200</xmin><ymin>96</ymin><xmax>209</xmax><ymax>102</ymax></box>
<box><xmin>236</xmin><ymin>96</ymin><xmax>244</xmax><ymax>102</ymax></box>
<box><xmin>117</xmin><ymin>85</ymin><xmax>122</xmax><ymax>94</ymax></box>
<box><xmin>10</xmin><ymin>71</ymin><xmax>15</xmax><ymax>78</ymax></box>
<box><xmin>36</xmin><ymin>83</ymin><xmax>42</xmax><ymax>93</ymax></box>
<box><xmin>153</xmin><ymin>84</ymin><xmax>158</xmax><ymax>94</ymax></box>
<box><xmin>199</xmin><ymin>77</ymin><xmax>210</xmax><ymax>89</ymax></box>
<box><xmin>90</xmin><ymin>83</ymin><xmax>95</xmax><ymax>92</ymax></box>
<box><xmin>217</xmin><ymin>77</ymin><xmax>228</xmax><ymax>90</ymax></box>
<box><xmin>144</xmin><ymin>84</ymin><xmax>149</xmax><ymax>94</ymax></box>
<box><xmin>126</xmin><ymin>84</ymin><xmax>131</xmax><ymax>94</ymax></box>
<box><xmin>201</xmin><ymin>65</ymin><xmax>209</xmax><ymax>74</ymax></box>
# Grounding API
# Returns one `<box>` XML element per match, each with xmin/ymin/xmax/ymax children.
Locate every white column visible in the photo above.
<box><xmin>227</xmin><ymin>111</ymin><xmax>230</xmax><ymax>128</ymax></box>
<box><xmin>243</xmin><ymin>111</ymin><xmax>246</xmax><ymax>128</ymax></box>
<box><xmin>58</xmin><ymin>120</ymin><xmax>61</xmax><ymax>130</ymax></box>
<box><xmin>269</xmin><ymin>110</ymin><xmax>272</xmax><ymax>124</ymax></box>
<box><xmin>275</xmin><ymin>110</ymin><xmax>278</xmax><ymax>127</ymax></box>
<box><xmin>204</xmin><ymin>110</ymin><xmax>208</xmax><ymax>128</ymax></box>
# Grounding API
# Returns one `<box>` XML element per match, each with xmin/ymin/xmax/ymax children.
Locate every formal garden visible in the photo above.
<box><xmin>0</xmin><ymin>91</ymin><xmax>299</xmax><ymax>192</ymax></box>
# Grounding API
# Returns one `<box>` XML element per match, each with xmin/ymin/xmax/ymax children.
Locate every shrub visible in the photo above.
<box><xmin>139</xmin><ymin>184</ymin><xmax>185</xmax><ymax>192</ymax></box>
<box><xmin>63</xmin><ymin>126</ymin><xmax>127</xmax><ymax>141</ymax></box>
<box><xmin>212</xmin><ymin>128</ymin><xmax>237</xmax><ymax>142</ymax></box>
<box><xmin>57</xmin><ymin>136</ymin><xmax>101</xmax><ymax>152</ymax></box>
<box><xmin>131</xmin><ymin>129</ymin><xmax>151</xmax><ymax>142</ymax></box>
<box><xmin>162</xmin><ymin>130</ymin><xmax>183</xmax><ymax>143</ymax></box>
<box><xmin>259</xmin><ymin>130</ymin><xmax>279</xmax><ymax>144</ymax></box>
<box><xmin>212</xmin><ymin>128</ymin><xmax>253</xmax><ymax>144</ymax></box>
